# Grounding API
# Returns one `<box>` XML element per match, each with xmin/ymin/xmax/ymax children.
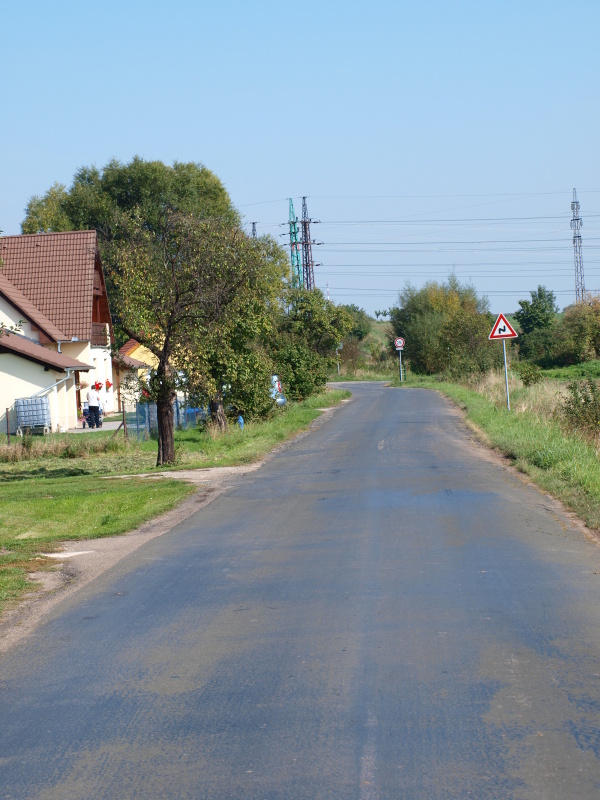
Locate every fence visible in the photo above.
<box><xmin>127</xmin><ymin>399</ymin><xmax>207</xmax><ymax>439</ymax></box>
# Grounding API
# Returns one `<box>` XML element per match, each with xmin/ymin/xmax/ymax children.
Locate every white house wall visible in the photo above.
<box><xmin>0</xmin><ymin>353</ymin><xmax>78</xmax><ymax>433</ymax></box>
<box><xmin>50</xmin><ymin>342</ymin><xmax>115</xmax><ymax>414</ymax></box>
<box><xmin>0</xmin><ymin>296</ymin><xmax>38</xmax><ymax>341</ymax></box>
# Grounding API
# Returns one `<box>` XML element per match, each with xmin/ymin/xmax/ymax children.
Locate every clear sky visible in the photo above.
<box><xmin>2</xmin><ymin>0</ymin><xmax>599</xmax><ymax>316</ymax></box>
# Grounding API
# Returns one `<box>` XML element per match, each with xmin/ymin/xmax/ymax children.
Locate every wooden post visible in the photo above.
<box><xmin>6</xmin><ymin>408</ymin><xmax>10</xmax><ymax>444</ymax></box>
<box><xmin>122</xmin><ymin>408</ymin><xmax>128</xmax><ymax>440</ymax></box>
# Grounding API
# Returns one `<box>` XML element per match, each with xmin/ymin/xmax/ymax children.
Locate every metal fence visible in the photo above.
<box><xmin>127</xmin><ymin>399</ymin><xmax>206</xmax><ymax>439</ymax></box>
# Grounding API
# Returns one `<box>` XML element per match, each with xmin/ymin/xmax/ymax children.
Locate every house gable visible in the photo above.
<box><xmin>0</xmin><ymin>230</ymin><xmax>113</xmax><ymax>344</ymax></box>
<box><xmin>0</xmin><ymin>272</ymin><xmax>67</xmax><ymax>343</ymax></box>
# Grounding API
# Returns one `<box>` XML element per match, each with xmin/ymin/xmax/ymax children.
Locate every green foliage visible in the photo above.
<box><xmin>270</xmin><ymin>288</ymin><xmax>353</xmax><ymax>400</ymax></box>
<box><xmin>275</xmin><ymin>340</ymin><xmax>330</xmax><ymax>400</ymax></box>
<box><xmin>562</xmin><ymin>379</ymin><xmax>600</xmax><ymax>436</ymax></box>
<box><xmin>22</xmin><ymin>158</ymin><xmax>238</xmax><ymax>237</ymax></box>
<box><xmin>517</xmin><ymin>326</ymin><xmax>556</xmax><ymax>364</ymax></box>
<box><xmin>21</xmin><ymin>158</ymin><xmax>240</xmax><ymax>350</ymax></box>
<box><xmin>21</xmin><ymin>183</ymin><xmax>72</xmax><ymax>233</ymax></box>
<box><xmin>514</xmin><ymin>286</ymin><xmax>558</xmax><ymax>335</ymax></box>
<box><xmin>111</xmin><ymin>210</ymin><xmax>287</xmax><ymax>461</ymax></box>
<box><xmin>552</xmin><ymin>299</ymin><xmax>600</xmax><ymax>365</ymax></box>
<box><xmin>389</xmin><ymin>275</ymin><xmax>501</xmax><ymax>376</ymax></box>
<box><xmin>516</xmin><ymin>362</ymin><xmax>544</xmax><ymax>387</ymax></box>
<box><xmin>341</xmin><ymin>304</ymin><xmax>371</xmax><ymax>340</ymax></box>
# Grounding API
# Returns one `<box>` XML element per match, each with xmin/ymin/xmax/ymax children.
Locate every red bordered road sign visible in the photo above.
<box><xmin>394</xmin><ymin>337</ymin><xmax>405</xmax><ymax>349</ymax></box>
<box><xmin>489</xmin><ymin>313</ymin><xmax>518</xmax><ymax>340</ymax></box>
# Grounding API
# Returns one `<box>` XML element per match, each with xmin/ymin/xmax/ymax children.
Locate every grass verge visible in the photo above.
<box><xmin>0</xmin><ymin>389</ymin><xmax>350</xmax><ymax>614</ymax></box>
<box><xmin>393</xmin><ymin>373</ymin><xmax>600</xmax><ymax>533</ymax></box>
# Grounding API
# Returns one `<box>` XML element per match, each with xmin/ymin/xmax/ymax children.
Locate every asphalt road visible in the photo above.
<box><xmin>4</xmin><ymin>383</ymin><xmax>600</xmax><ymax>799</ymax></box>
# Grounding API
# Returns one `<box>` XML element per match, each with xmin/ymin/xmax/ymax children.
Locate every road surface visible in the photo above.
<box><xmin>3</xmin><ymin>383</ymin><xmax>600</xmax><ymax>799</ymax></box>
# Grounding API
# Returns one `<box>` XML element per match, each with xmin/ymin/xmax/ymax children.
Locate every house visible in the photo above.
<box><xmin>0</xmin><ymin>230</ymin><xmax>121</xmax><ymax>433</ymax></box>
<box><xmin>112</xmin><ymin>338</ymin><xmax>156</xmax><ymax>411</ymax></box>
<box><xmin>119</xmin><ymin>338</ymin><xmax>157</xmax><ymax>373</ymax></box>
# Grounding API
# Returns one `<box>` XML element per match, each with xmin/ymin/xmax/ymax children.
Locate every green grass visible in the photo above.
<box><xmin>393</xmin><ymin>373</ymin><xmax>600</xmax><ymax>533</ymax></box>
<box><xmin>0</xmin><ymin>389</ymin><xmax>350</xmax><ymax>613</ymax></box>
<box><xmin>542</xmin><ymin>360</ymin><xmax>600</xmax><ymax>381</ymax></box>
<box><xmin>0</xmin><ymin>477</ymin><xmax>193</xmax><ymax>610</ymax></box>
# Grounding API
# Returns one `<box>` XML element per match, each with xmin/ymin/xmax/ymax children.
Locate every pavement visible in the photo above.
<box><xmin>3</xmin><ymin>383</ymin><xmax>600</xmax><ymax>798</ymax></box>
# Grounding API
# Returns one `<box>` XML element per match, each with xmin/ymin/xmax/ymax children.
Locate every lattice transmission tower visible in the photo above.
<box><xmin>288</xmin><ymin>199</ymin><xmax>302</xmax><ymax>286</ymax></box>
<box><xmin>300</xmin><ymin>196</ymin><xmax>316</xmax><ymax>290</ymax></box>
<box><xmin>571</xmin><ymin>188</ymin><xmax>585</xmax><ymax>303</ymax></box>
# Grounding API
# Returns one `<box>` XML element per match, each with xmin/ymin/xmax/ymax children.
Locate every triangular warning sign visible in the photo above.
<box><xmin>489</xmin><ymin>313</ymin><xmax>518</xmax><ymax>340</ymax></box>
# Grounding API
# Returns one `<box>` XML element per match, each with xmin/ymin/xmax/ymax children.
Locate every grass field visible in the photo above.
<box><xmin>0</xmin><ymin>389</ymin><xmax>351</xmax><ymax>614</ymax></box>
<box><xmin>542</xmin><ymin>360</ymin><xmax>600</xmax><ymax>381</ymax></box>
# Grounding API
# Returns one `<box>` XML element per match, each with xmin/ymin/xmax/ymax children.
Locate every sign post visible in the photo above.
<box><xmin>489</xmin><ymin>314</ymin><xmax>518</xmax><ymax>411</ymax></box>
<box><xmin>335</xmin><ymin>342</ymin><xmax>343</xmax><ymax>376</ymax></box>
<box><xmin>394</xmin><ymin>337</ymin><xmax>405</xmax><ymax>382</ymax></box>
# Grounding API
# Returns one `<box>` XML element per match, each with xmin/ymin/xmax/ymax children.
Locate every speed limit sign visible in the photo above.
<box><xmin>394</xmin><ymin>337</ymin><xmax>405</xmax><ymax>350</ymax></box>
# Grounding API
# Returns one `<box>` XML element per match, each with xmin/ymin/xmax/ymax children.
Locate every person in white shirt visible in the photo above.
<box><xmin>86</xmin><ymin>386</ymin><xmax>101</xmax><ymax>429</ymax></box>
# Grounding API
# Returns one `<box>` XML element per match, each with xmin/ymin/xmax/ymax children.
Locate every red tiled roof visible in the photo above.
<box><xmin>0</xmin><ymin>332</ymin><xmax>93</xmax><ymax>372</ymax></box>
<box><xmin>0</xmin><ymin>272</ymin><xmax>67</xmax><ymax>342</ymax></box>
<box><xmin>113</xmin><ymin>352</ymin><xmax>147</xmax><ymax>370</ymax></box>
<box><xmin>119</xmin><ymin>339</ymin><xmax>140</xmax><ymax>356</ymax></box>
<box><xmin>0</xmin><ymin>231</ymin><xmax>98</xmax><ymax>341</ymax></box>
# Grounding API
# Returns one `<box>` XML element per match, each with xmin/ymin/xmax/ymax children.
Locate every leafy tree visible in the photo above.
<box><xmin>22</xmin><ymin>158</ymin><xmax>238</xmax><ymax>236</ymax></box>
<box><xmin>111</xmin><ymin>210</ymin><xmax>281</xmax><ymax>465</ymax></box>
<box><xmin>341</xmin><ymin>304</ymin><xmax>371</xmax><ymax>340</ymax></box>
<box><xmin>514</xmin><ymin>286</ymin><xmax>558</xmax><ymax>335</ymax></box>
<box><xmin>270</xmin><ymin>288</ymin><xmax>352</xmax><ymax>399</ymax></box>
<box><xmin>22</xmin><ymin>159</ymin><xmax>239</xmax><ymax>351</ymax></box>
<box><xmin>552</xmin><ymin>298</ymin><xmax>600</xmax><ymax>365</ymax></box>
<box><xmin>22</xmin><ymin>183</ymin><xmax>71</xmax><ymax>233</ymax></box>
<box><xmin>180</xmin><ymin>235</ymin><xmax>288</xmax><ymax>427</ymax></box>
<box><xmin>389</xmin><ymin>276</ymin><xmax>500</xmax><ymax>376</ymax></box>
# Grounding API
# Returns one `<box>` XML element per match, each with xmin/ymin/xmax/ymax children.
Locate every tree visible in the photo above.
<box><xmin>111</xmin><ymin>210</ymin><xmax>281</xmax><ymax>465</ymax></box>
<box><xmin>269</xmin><ymin>288</ymin><xmax>352</xmax><ymax>399</ymax></box>
<box><xmin>22</xmin><ymin>158</ymin><xmax>239</xmax><ymax>236</ymax></box>
<box><xmin>341</xmin><ymin>304</ymin><xmax>371</xmax><ymax>340</ymax></box>
<box><xmin>514</xmin><ymin>286</ymin><xmax>558</xmax><ymax>335</ymax></box>
<box><xmin>21</xmin><ymin>183</ymin><xmax>71</xmax><ymax>233</ymax></box>
<box><xmin>179</xmin><ymin>235</ymin><xmax>287</xmax><ymax>427</ymax></box>
<box><xmin>552</xmin><ymin>297</ymin><xmax>600</xmax><ymax>365</ymax></box>
<box><xmin>22</xmin><ymin>159</ymin><xmax>239</xmax><ymax>347</ymax></box>
<box><xmin>389</xmin><ymin>276</ymin><xmax>499</xmax><ymax>376</ymax></box>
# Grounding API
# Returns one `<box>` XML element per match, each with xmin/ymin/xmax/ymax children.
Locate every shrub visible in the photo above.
<box><xmin>562</xmin><ymin>379</ymin><xmax>600</xmax><ymax>437</ymax></box>
<box><xmin>516</xmin><ymin>362</ymin><xmax>544</xmax><ymax>387</ymax></box>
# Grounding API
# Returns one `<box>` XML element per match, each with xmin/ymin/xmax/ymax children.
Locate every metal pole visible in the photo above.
<box><xmin>6</xmin><ymin>408</ymin><xmax>10</xmax><ymax>444</ymax></box>
<box><xmin>122</xmin><ymin>407</ymin><xmax>128</xmax><ymax>440</ymax></box>
<box><xmin>399</xmin><ymin>350</ymin><xmax>403</xmax><ymax>382</ymax></box>
<box><xmin>503</xmin><ymin>339</ymin><xmax>510</xmax><ymax>411</ymax></box>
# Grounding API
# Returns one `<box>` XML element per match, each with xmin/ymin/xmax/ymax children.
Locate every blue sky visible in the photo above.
<box><xmin>2</xmin><ymin>0</ymin><xmax>599</xmax><ymax>315</ymax></box>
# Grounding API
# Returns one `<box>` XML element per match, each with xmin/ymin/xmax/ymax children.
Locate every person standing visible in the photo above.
<box><xmin>86</xmin><ymin>384</ymin><xmax>101</xmax><ymax>429</ymax></box>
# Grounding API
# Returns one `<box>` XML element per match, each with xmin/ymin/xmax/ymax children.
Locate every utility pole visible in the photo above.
<box><xmin>251</xmin><ymin>222</ymin><xmax>257</xmax><ymax>239</ymax></box>
<box><xmin>571</xmin><ymin>188</ymin><xmax>585</xmax><ymax>303</ymax></box>
<box><xmin>288</xmin><ymin>199</ymin><xmax>302</xmax><ymax>287</ymax></box>
<box><xmin>300</xmin><ymin>196</ymin><xmax>316</xmax><ymax>290</ymax></box>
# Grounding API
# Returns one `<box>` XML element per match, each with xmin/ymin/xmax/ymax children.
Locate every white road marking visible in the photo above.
<box><xmin>359</xmin><ymin>710</ymin><xmax>378</xmax><ymax>799</ymax></box>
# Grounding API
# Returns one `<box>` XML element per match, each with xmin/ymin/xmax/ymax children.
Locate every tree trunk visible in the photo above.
<box><xmin>209</xmin><ymin>394</ymin><xmax>228</xmax><ymax>431</ymax></box>
<box><xmin>156</xmin><ymin>392</ymin><xmax>175</xmax><ymax>466</ymax></box>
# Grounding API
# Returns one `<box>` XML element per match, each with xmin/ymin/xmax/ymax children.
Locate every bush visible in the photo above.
<box><xmin>516</xmin><ymin>362</ymin><xmax>544</xmax><ymax>387</ymax></box>
<box><xmin>562</xmin><ymin>379</ymin><xmax>600</xmax><ymax>437</ymax></box>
